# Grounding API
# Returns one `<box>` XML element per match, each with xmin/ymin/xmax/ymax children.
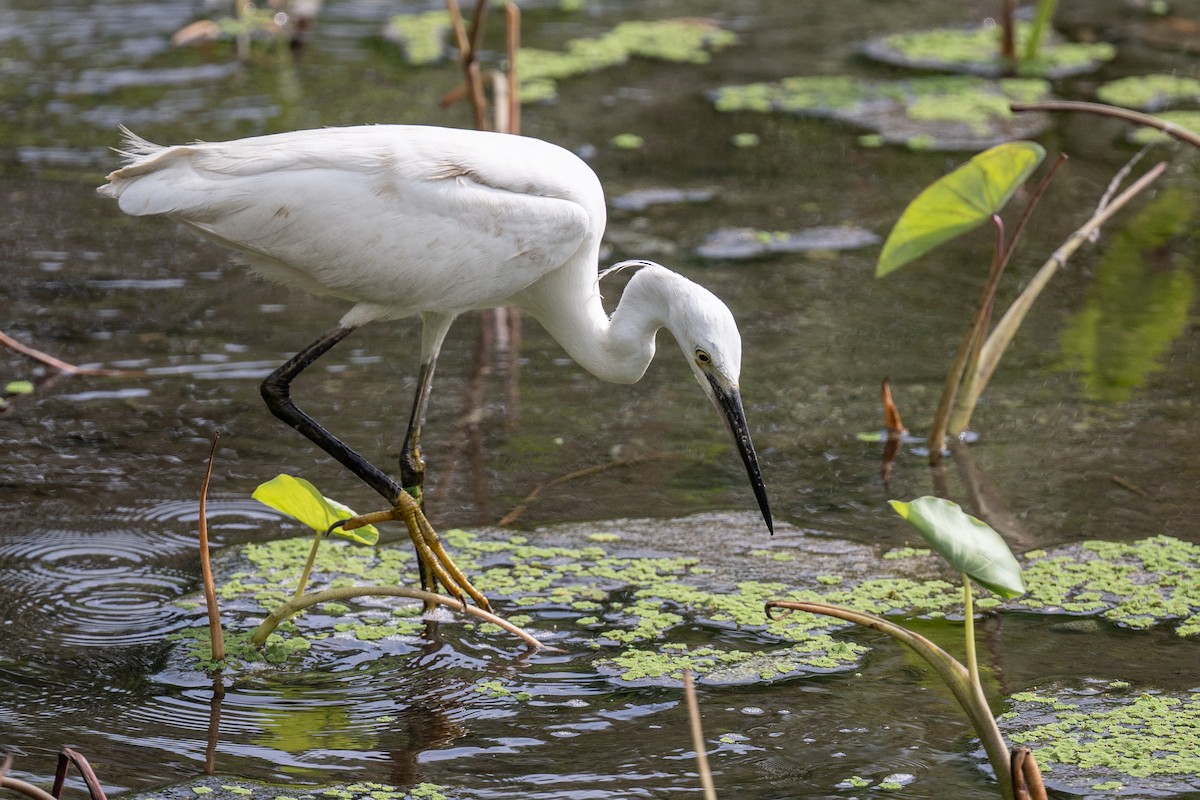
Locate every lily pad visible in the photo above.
<box><xmin>889</xmin><ymin>497</ymin><xmax>1026</xmax><ymax>599</ymax></box>
<box><xmin>998</xmin><ymin>680</ymin><xmax>1200</xmax><ymax>796</ymax></box>
<box><xmin>596</xmin><ymin>640</ymin><xmax>865</xmax><ymax>686</ymax></box>
<box><xmin>861</xmin><ymin>21</ymin><xmax>1116</xmax><ymax>79</ymax></box>
<box><xmin>711</xmin><ymin>74</ymin><xmax>1052</xmax><ymax>151</ymax></box>
<box><xmin>695</xmin><ymin>226</ymin><xmax>880</xmax><ymax>260</ymax></box>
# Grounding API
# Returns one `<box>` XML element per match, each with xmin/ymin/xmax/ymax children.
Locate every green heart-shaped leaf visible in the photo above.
<box><xmin>252</xmin><ymin>474</ymin><xmax>379</xmax><ymax>545</ymax></box>
<box><xmin>889</xmin><ymin>496</ymin><xmax>1025</xmax><ymax>598</ymax></box>
<box><xmin>876</xmin><ymin>141</ymin><xmax>1046</xmax><ymax>277</ymax></box>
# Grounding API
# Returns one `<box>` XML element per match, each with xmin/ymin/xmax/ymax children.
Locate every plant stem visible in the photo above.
<box><xmin>198</xmin><ymin>434</ymin><xmax>225</xmax><ymax>663</ymax></box>
<box><xmin>1011</xmin><ymin>100</ymin><xmax>1200</xmax><ymax>149</ymax></box>
<box><xmin>293</xmin><ymin>530</ymin><xmax>322</xmax><ymax>599</ymax></box>
<box><xmin>252</xmin><ymin>584</ymin><xmax>558</xmax><ymax>650</ymax></box>
<box><xmin>950</xmin><ymin>159</ymin><xmax>1167</xmax><ymax>433</ymax></box>
<box><xmin>928</xmin><ymin>217</ymin><xmax>1006</xmax><ymax>464</ymax></box>
<box><xmin>1023</xmin><ymin>0</ymin><xmax>1059</xmax><ymax>63</ymax></box>
<box><xmin>934</xmin><ymin>153</ymin><xmax>1067</xmax><ymax>452</ymax></box>
<box><xmin>963</xmin><ymin>574</ymin><xmax>979</xmax><ymax>689</ymax></box>
<box><xmin>766</xmin><ymin>600</ymin><xmax>1014</xmax><ymax>800</ymax></box>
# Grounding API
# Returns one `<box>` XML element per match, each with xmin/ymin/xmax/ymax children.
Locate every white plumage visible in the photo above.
<box><xmin>100</xmin><ymin>124</ymin><xmax>772</xmax><ymax>599</ymax></box>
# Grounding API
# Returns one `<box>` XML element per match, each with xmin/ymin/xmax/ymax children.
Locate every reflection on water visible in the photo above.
<box><xmin>1058</xmin><ymin>187</ymin><xmax>1196</xmax><ymax>404</ymax></box>
<box><xmin>2</xmin><ymin>0</ymin><xmax>1199</xmax><ymax>797</ymax></box>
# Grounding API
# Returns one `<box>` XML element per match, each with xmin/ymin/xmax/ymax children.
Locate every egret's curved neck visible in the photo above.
<box><xmin>527</xmin><ymin>262</ymin><xmax>682</xmax><ymax>385</ymax></box>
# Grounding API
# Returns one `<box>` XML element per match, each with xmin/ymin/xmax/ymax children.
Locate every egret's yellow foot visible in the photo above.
<box><xmin>339</xmin><ymin>496</ymin><xmax>492</xmax><ymax>613</ymax></box>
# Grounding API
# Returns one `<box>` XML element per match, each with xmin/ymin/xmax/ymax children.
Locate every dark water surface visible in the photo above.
<box><xmin>2</xmin><ymin>0</ymin><xmax>1199</xmax><ymax>797</ymax></box>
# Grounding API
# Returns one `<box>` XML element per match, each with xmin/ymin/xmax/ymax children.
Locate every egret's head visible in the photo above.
<box><xmin>667</xmin><ymin>278</ymin><xmax>773</xmax><ymax>535</ymax></box>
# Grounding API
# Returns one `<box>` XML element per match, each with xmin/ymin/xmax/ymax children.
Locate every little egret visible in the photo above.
<box><xmin>99</xmin><ymin>124</ymin><xmax>773</xmax><ymax>609</ymax></box>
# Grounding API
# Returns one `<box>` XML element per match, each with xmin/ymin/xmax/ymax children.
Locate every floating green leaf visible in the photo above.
<box><xmin>889</xmin><ymin>496</ymin><xmax>1025</xmax><ymax>598</ymax></box>
<box><xmin>252</xmin><ymin>474</ymin><xmax>379</xmax><ymax>545</ymax></box>
<box><xmin>876</xmin><ymin>141</ymin><xmax>1045</xmax><ymax>277</ymax></box>
<box><xmin>4</xmin><ymin>380</ymin><xmax>34</xmax><ymax>395</ymax></box>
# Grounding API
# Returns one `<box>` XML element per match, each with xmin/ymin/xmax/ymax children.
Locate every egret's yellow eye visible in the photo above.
<box><xmin>695</xmin><ymin>349</ymin><xmax>712</xmax><ymax>365</ymax></box>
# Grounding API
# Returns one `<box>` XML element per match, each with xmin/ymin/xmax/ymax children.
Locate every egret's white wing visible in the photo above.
<box><xmin>101</xmin><ymin>126</ymin><xmax>600</xmax><ymax>317</ymax></box>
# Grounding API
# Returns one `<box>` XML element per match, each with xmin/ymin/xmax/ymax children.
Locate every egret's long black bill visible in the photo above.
<box><xmin>707</xmin><ymin>376</ymin><xmax>774</xmax><ymax>534</ymax></box>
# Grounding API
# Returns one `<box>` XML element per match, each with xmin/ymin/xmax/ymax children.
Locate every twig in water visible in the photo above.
<box><xmin>53</xmin><ymin>749</ymin><xmax>107</xmax><ymax>800</ymax></box>
<box><xmin>198</xmin><ymin>433</ymin><xmax>225</xmax><ymax>664</ymax></box>
<box><xmin>0</xmin><ymin>330</ymin><xmax>141</xmax><ymax>378</ymax></box>
<box><xmin>497</xmin><ymin>452</ymin><xmax>674</xmax><ymax>526</ymax></box>
<box><xmin>1011</xmin><ymin>100</ymin><xmax>1200</xmax><ymax>150</ymax></box>
<box><xmin>683</xmin><ymin>670</ymin><xmax>718</xmax><ymax>800</ymax></box>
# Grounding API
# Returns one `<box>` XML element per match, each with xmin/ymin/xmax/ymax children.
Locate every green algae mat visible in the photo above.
<box><xmin>1000</xmin><ymin>680</ymin><xmax>1200</xmax><ymax>796</ymax></box>
<box><xmin>711</xmin><ymin>75</ymin><xmax>1053</xmax><ymax>151</ymax></box>
<box><xmin>166</xmin><ymin>514</ymin><xmax>1199</xmax><ymax>795</ymax></box>
<box><xmin>130</xmin><ymin>778</ymin><xmax>462</xmax><ymax>800</ymax></box>
<box><xmin>176</xmin><ymin>520</ymin><xmax>1200</xmax><ymax>674</ymax></box>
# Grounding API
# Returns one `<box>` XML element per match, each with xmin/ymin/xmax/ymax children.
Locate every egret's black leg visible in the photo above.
<box><xmin>262</xmin><ymin>325</ymin><xmax>441</xmax><ymax>601</ymax></box>
<box><xmin>398</xmin><ymin>311</ymin><xmax>455</xmax><ymax>494</ymax></box>
<box><xmin>399</xmin><ymin>359</ymin><xmax>437</xmax><ymax>492</ymax></box>
<box><xmin>261</xmin><ymin>325</ymin><xmax>402</xmax><ymax>505</ymax></box>
<box><xmin>261</xmin><ymin>321</ymin><xmax>487</xmax><ymax>610</ymax></box>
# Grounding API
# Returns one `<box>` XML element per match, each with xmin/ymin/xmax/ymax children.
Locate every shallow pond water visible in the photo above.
<box><xmin>2</xmin><ymin>1</ymin><xmax>1199</xmax><ymax>798</ymax></box>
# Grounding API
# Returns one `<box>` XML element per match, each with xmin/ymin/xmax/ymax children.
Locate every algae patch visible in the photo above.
<box><xmin>695</xmin><ymin>226</ymin><xmax>880</xmax><ymax>260</ymax></box>
<box><xmin>861</xmin><ymin>22</ymin><xmax>1115</xmax><ymax>79</ymax></box>
<box><xmin>382</xmin><ymin>16</ymin><xmax>735</xmax><ymax>103</ymax></box>
<box><xmin>999</xmin><ymin>680</ymin><xmax>1200</xmax><ymax>795</ymax></box>
<box><xmin>711</xmin><ymin>75</ymin><xmax>1051</xmax><ymax>150</ymax></box>
<box><xmin>132</xmin><ymin>778</ymin><xmax>458</xmax><ymax>800</ymax></box>
<box><xmin>1128</xmin><ymin>110</ymin><xmax>1200</xmax><ymax>145</ymax></box>
<box><xmin>1011</xmin><ymin>536</ymin><xmax>1200</xmax><ymax>636</ymax></box>
<box><xmin>1096</xmin><ymin>74</ymin><xmax>1200</xmax><ymax>112</ymax></box>
<box><xmin>172</xmin><ymin>520</ymin><xmax>1197</xmax><ymax>690</ymax></box>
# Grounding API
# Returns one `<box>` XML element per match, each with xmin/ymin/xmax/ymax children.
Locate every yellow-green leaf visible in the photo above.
<box><xmin>889</xmin><ymin>496</ymin><xmax>1024</xmax><ymax>598</ymax></box>
<box><xmin>252</xmin><ymin>474</ymin><xmax>378</xmax><ymax>545</ymax></box>
<box><xmin>876</xmin><ymin>141</ymin><xmax>1046</xmax><ymax>277</ymax></box>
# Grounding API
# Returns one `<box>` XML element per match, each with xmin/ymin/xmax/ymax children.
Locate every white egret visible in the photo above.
<box><xmin>99</xmin><ymin>124</ymin><xmax>773</xmax><ymax>609</ymax></box>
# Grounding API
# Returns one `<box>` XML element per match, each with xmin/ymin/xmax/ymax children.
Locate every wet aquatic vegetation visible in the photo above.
<box><xmin>694</xmin><ymin>226</ymin><xmax>879</xmax><ymax>260</ymax></box>
<box><xmin>382</xmin><ymin>11</ymin><xmax>454</xmax><ymax>66</ymax></box>
<box><xmin>1013</xmin><ymin>536</ymin><xmax>1200</xmax><ymax>636</ymax></box>
<box><xmin>171</xmin><ymin>504</ymin><xmax>1200</xmax><ymax>677</ymax></box>
<box><xmin>876</xmin><ymin>139</ymin><xmax>1171</xmax><ymax>456</ymax></box>
<box><xmin>999</xmin><ymin>680</ymin><xmax>1200</xmax><ymax>795</ymax></box>
<box><xmin>611</xmin><ymin>187</ymin><xmax>714</xmax><ymax>212</ymax></box>
<box><xmin>1095</xmin><ymin>74</ymin><xmax>1200</xmax><ymax>112</ymax></box>
<box><xmin>711</xmin><ymin>75</ymin><xmax>1051</xmax><ymax>150</ymax></box>
<box><xmin>0</xmin><ymin>748</ymin><xmax>108</xmax><ymax>800</ymax></box>
<box><xmin>382</xmin><ymin>16</ymin><xmax>736</xmax><ymax>103</ymax></box>
<box><xmin>860</xmin><ymin>21</ymin><xmax>1115</xmax><ymax>79</ymax></box>
<box><xmin>1012</xmin><ymin>100</ymin><xmax>1200</xmax><ymax>149</ymax></box>
<box><xmin>127</xmin><ymin>778</ymin><xmax>458</xmax><ymax>800</ymax></box>
<box><xmin>771</xmin><ymin>496</ymin><xmax>1031</xmax><ymax>800</ymax></box>
<box><xmin>1129</xmin><ymin>109</ymin><xmax>1200</xmax><ymax>144</ymax></box>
